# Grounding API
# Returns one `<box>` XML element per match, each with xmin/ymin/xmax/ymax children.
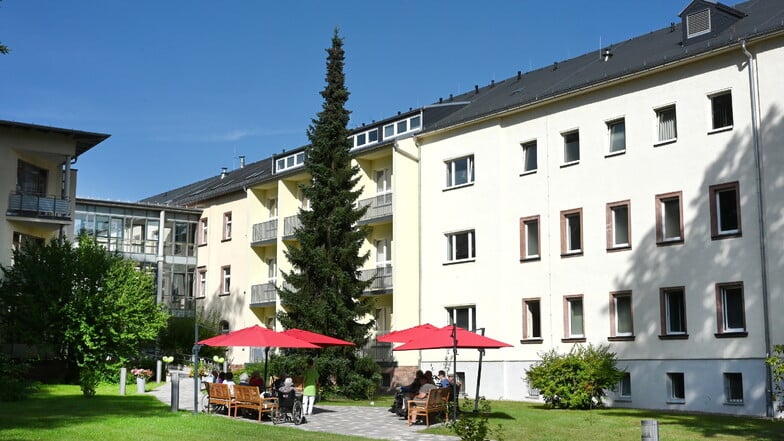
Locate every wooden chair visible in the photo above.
<box><xmin>407</xmin><ymin>387</ymin><xmax>449</xmax><ymax>427</ymax></box>
<box><xmin>233</xmin><ymin>385</ymin><xmax>278</xmax><ymax>422</ymax></box>
<box><xmin>207</xmin><ymin>383</ymin><xmax>234</xmax><ymax>416</ymax></box>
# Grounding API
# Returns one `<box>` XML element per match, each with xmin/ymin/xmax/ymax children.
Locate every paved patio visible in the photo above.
<box><xmin>150</xmin><ymin>375</ymin><xmax>459</xmax><ymax>441</ymax></box>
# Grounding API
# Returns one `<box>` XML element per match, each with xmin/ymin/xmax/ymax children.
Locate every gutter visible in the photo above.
<box><xmin>741</xmin><ymin>39</ymin><xmax>773</xmax><ymax>418</ymax></box>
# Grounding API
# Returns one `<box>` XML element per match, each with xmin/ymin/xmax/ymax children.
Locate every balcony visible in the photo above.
<box><xmin>168</xmin><ymin>297</ymin><xmax>196</xmax><ymax>318</ymax></box>
<box><xmin>359</xmin><ymin>265</ymin><xmax>393</xmax><ymax>294</ymax></box>
<box><xmin>7</xmin><ymin>192</ymin><xmax>71</xmax><ymax>221</ymax></box>
<box><xmin>283</xmin><ymin>215</ymin><xmax>302</xmax><ymax>238</ymax></box>
<box><xmin>251</xmin><ymin>219</ymin><xmax>278</xmax><ymax>246</ymax></box>
<box><xmin>357</xmin><ymin>193</ymin><xmax>392</xmax><ymax>225</ymax></box>
<box><xmin>363</xmin><ymin>330</ymin><xmax>394</xmax><ymax>363</ymax></box>
<box><xmin>250</xmin><ymin>282</ymin><xmax>278</xmax><ymax>307</ymax></box>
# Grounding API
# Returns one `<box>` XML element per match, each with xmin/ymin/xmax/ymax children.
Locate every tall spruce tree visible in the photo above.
<box><xmin>277</xmin><ymin>29</ymin><xmax>374</xmax><ymax>348</ymax></box>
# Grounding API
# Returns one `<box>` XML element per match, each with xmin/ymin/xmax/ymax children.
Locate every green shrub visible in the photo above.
<box><xmin>446</xmin><ymin>397</ymin><xmax>505</xmax><ymax>441</ymax></box>
<box><xmin>766</xmin><ymin>344</ymin><xmax>784</xmax><ymax>413</ymax></box>
<box><xmin>0</xmin><ymin>355</ymin><xmax>38</xmax><ymax>401</ymax></box>
<box><xmin>526</xmin><ymin>344</ymin><xmax>624</xmax><ymax>410</ymax></box>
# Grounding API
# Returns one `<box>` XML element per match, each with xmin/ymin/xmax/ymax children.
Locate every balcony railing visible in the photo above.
<box><xmin>283</xmin><ymin>215</ymin><xmax>302</xmax><ymax>237</ymax></box>
<box><xmin>359</xmin><ymin>265</ymin><xmax>393</xmax><ymax>293</ymax></box>
<box><xmin>252</xmin><ymin>219</ymin><xmax>278</xmax><ymax>244</ymax></box>
<box><xmin>362</xmin><ymin>331</ymin><xmax>394</xmax><ymax>362</ymax></box>
<box><xmin>250</xmin><ymin>282</ymin><xmax>278</xmax><ymax>306</ymax></box>
<box><xmin>7</xmin><ymin>192</ymin><xmax>70</xmax><ymax>219</ymax></box>
<box><xmin>167</xmin><ymin>297</ymin><xmax>196</xmax><ymax>318</ymax></box>
<box><xmin>358</xmin><ymin>193</ymin><xmax>392</xmax><ymax>224</ymax></box>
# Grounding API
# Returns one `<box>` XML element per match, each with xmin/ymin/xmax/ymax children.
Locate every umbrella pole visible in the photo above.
<box><xmin>473</xmin><ymin>328</ymin><xmax>486</xmax><ymax>413</ymax></box>
<box><xmin>263</xmin><ymin>347</ymin><xmax>270</xmax><ymax>390</ymax></box>
<box><xmin>452</xmin><ymin>323</ymin><xmax>458</xmax><ymax>423</ymax></box>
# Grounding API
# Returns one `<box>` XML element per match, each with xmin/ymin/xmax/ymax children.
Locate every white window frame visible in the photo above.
<box><xmin>716</xmin><ymin>282</ymin><xmax>746</xmax><ymax>334</ymax></box>
<box><xmin>221</xmin><ymin>266</ymin><xmax>231</xmax><ymax>295</ymax></box>
<box><xmin>375</xmin><ymin>169</ymin><xmax>392</xmax><ymax>195</ymax></box>
<box><xmin>610</xmin><ymin>291</ymin><xmax>634</xmax><ymax>338</ymax></box>
<box><xmin>446</xmin><ymin>230</ymin><xmax>476</xmax><ymax>263</ymax></box>
<box><xmin>223</xmin><ymin>212</ymin><xmax>232</xmax><ymax>240</ymax></box>
<box><xmin>199</xmin><ymin>218</ymin><xmax>208</xmax><ymax>245</ymax></box>
<box><xmin>667</xmin><ymin>372</ymin><xmax>685</xmax><ymax>402</ymax></box>
<box><xmin>520</xmin><ymin>215</ymin><xmax>540</xmax><ymax>260</ymax></box>
<box><xmin>267</xmin><ymin>257</ymin><xmax>277</xmax><ymax>283</ymax></box>
<box><xmin>618</xmin><ymin>372</ymin><xmax>632</xmax><ymax>399</ymax></box>
<box><xmin>445</xmin><ymin>155</ymin><xmax>475</xmax><ymax>188</ymax></box>
<box><xmin>562</xmin><ymin>130</ymin><xmax>580</xmax><ymax>165</ymax></box>
<box><xmin>375</xmin><ymin>238</ymin><xmax>392</xmax><ymax>267</ymax></box>
<box><xmin>564</xmin><ymin>295</ymin><xmax>584</xmax><ymax>339</ymax></box>
<box><xmin>268</xmin><ymin>198</ymin><xmax>278</xmax><ymax>219</ymax></box>
<box><xmin>607</xmin><ymin>200</ymin><xmax>631</xmax><ymax>250</ymax></box>
<box><xmin>521</xmin><ymin>140</ymin><xmax>537</xmax><ymax>174</ymax></box>
<box><xmin>656</xmin><ymin>192</ymin><xmax>683</xmax><ymax>245</ymax></box>
<box><xmin>709</xmin><ymin>90</ymin><xmax>733</xmax><ymax>132</ymax></box>
<box><xmin>709</xmin><ymin>182</ymin><xmax>740</xmax><ymax>239</ymax></box>
<box><xmin>661</xmin><ymin>287</ymin><xmax>687</xmax><ymax>336</ymax></box>
<box><xmin>522</xmin><ymin>298</ymin><xmax>542</xmax><ymax>340</ymax></box>
<box><xmin>655</xmin><ymin>105</ymin><xmax>677</xmax><ymax>145</ymax></box>
<box><xmin>197</xmin><ymin>268</ymin><xmax>207</xmax><ymax>298</ymax></box>
<box><xmin>606</xmin><ymin>118</ymin><xmax>626</xmax><ymax>155</ymax></box>
<box><xmin>560</xmin><ymin>208</ymin><xmax>583</xmax><ymax>255</ymax></box>
<box><xmin>446</xmin><ymin>305</ymin><xmax>476</xmax><ymax>331</ymax></box>
<box><xmin>275</xmin><ymin>151</ymin><xmax>306</xmax><ymax>173</ymax></box>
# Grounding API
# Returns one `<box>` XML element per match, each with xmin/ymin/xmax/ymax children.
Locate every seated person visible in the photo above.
<box><xmin>437</xmin><ymin>370</ymin><xmax>450</xmax><ymax>388</ymax></box>
<box><xmin>408</xmin><ymin>372</ymin><xmax>437</xmax><ymax>424</ymax></box>
<box><xmin>249</xmin><ymin>370</ymin><xmax>265</xmax><ymax>392</ymax></box>
<box><xmin>224</xmin><ymin>372</ymin><xmax>236</xmax><ymax>396</ymax></box>
<box><xmin>239</xmin><ymin>372</ymin><xmax>249</xmax><ymax>385</ymax></box>
<box><xmin>271</xmin><ymin>371</ymin><xmax>287</xmax><ymax>391</ymax></box>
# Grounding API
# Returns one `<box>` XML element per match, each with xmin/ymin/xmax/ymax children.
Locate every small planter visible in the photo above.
<box><xmin>136</xmin><ymin>377</ymin><xmax>146</xmax><ymax>393</ymax></box>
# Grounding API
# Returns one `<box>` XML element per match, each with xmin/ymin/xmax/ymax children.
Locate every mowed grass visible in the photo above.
<box><xmin>424</xmin><ymin>399</ymin><xmax>784</xmax><ymax>441</ymax></box>
<box><xmin>0</xmin><ymin>384</ymin><xmax>378</xmax><ymax>441</ymax></box>
<box><xmin>0</xmin><ymin>384</ymin><xmax>781</xmax><ymax>441</ymax></box>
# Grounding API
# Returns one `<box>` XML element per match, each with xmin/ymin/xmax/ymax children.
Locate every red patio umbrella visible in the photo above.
<box><xmin>392</xmin><ymin>324</ymin><xmax>512</xmax><ymax>422</ymax></box>
<box><xmin>281</xmin><ymin>328</ymin><xmax>355</xmax><ymax>347</ymax></box>
<box><xmin>376</xmin><ymin>323</ymin><xmax>438</xmax><ymax>343</ymax></box>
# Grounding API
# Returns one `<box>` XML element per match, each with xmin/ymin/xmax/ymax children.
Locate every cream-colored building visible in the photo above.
<box><xmin>1</xmin><ymin>120</ymin><xmax>108</xmax><ymax>269</ymax></box>
<box><xmin>144</xmin><ymin>0</ymin><xmax>784</xmax><ymax>416</ymax></box>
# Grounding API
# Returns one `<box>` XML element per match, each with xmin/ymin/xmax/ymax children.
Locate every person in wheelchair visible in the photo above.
<box><xmin>273</xmin><ymin>377</ymin><xmax>304</xmax><ymax>425</ymax></box>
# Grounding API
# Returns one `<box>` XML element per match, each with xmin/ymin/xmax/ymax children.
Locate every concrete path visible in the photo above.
<box><xmin>150</xmin><ymin>374</ymin><xmax>459</xmax><ymax>441</ymax></box>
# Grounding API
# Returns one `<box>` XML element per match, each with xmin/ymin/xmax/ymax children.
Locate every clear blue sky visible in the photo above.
<box><xmin>1</xmin><ymin>1</ymin><xmax>683</xmax><ymax>202</ymax></box>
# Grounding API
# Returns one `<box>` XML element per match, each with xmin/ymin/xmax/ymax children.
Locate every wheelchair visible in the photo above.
<box><xmin>272</xmin><ymin>389</ymin><xmax>304</xmax><ymax>425</ymax></box>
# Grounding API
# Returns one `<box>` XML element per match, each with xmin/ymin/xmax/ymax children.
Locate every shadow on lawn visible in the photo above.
<box><xmin>598</xmin><ymin>408</ymin><xmax>783</xmax><ymax>440</ymax></box>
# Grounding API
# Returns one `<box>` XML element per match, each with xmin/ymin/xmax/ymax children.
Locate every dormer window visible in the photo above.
<box><xmin>686</xmin><ymin>9</ymin><xmax>711</xmax><ymax>38</ymax></box>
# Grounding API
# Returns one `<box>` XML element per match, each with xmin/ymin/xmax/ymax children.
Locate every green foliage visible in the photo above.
<box><xmin>766</xmin><ymin>344</ymin><xmax>784</xmax><ymax>413</ymax></box>
<box><xmin>0</xmin><ymin>354</ymin><xmax>38</xmax><ymax>401</ymax></box>
<box><xmin>447</xmin><ymin>397</ymin><xmax>506</xmax><ymax>441</ymax></box>
<box><xmin>0</xmin><ymin>235</ymin><xmax>169</xmax><ymax>396</ymax></box>
<box><xmin>526</xmin><ymin>344</ymin><xmax>624</xmax><ymax>410</ymax></box>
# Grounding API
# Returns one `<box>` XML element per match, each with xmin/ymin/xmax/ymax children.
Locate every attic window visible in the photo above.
<box><xmin>686</xmin><ymin>9</ymin><xmax>711</xmax><ymax>38</ymax></box>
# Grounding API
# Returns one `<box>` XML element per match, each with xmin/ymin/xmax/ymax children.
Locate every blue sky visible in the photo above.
<box><xmin>1</xmin><ymin>1</ymin><xmax>683</xmax><ymax>202</ymax></box>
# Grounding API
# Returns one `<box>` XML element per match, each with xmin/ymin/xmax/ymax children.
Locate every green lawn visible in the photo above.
<box><xmin>0</xmin><ymin>385</ymin><xmax>781</xmax><ymax>441</ymax></box>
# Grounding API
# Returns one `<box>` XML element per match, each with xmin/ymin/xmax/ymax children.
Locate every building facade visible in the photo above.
<box><xmin>142</xmin><ymin>0</ymin><xmax>783</xmax><ymax>416</ymax></box>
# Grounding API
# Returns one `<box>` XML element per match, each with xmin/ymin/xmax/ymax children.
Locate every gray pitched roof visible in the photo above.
<box><xmin>424</xmin><ymin>0</ymin><xmax>784</xmax><ymax>132</ymax></box>
<box><xmin>0</xmin><ymin>119</ymin><xmax>110</xmax><ymax>158</ymax></box>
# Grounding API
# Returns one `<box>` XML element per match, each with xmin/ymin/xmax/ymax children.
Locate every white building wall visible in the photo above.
<box><xmin>416</xmin><ymin>43</ymin><xmax>779</xmax><ymax>416</ymax></box>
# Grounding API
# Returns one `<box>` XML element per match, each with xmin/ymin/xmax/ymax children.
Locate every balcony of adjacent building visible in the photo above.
<box><xmin>282</xmin><ymin>214</ymin><xmax>302</xmax><ymax>240</ymax></box>
<box><xmin>167</xmin><ymin>296</ymin><xmax>196</xmax><ymax>318</ymax></box>
<box><xmin>359</xmin><ymin>265</ymin><xmax>393</xmax><ymax>295</ymax></box>
<box><xmin>6</xmin><ymin>191</ymin><xmax>72</xmax><ymax>224</ymax></box>
<box><xmin>357</xmin><ymin>192</ymin><xmax>392</xmax><ymax>226</ymax></box>
<box><xmin>251</xmin><ymin>218</ymin><xmax>278</xmax><ymax>247</ymax></box>
<box><xmin>362</xmin><ymin>330</ymin><xmax>394</xmax><ymax>363</ymax></box>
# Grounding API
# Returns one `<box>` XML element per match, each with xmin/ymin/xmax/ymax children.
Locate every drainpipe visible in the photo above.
<box><xmin>742</xmin><ymin>40</ymin><xmax>773</xmax><ymax>418</ymax></box>
<box><xmin>157</xmin><ymin>209</ymin><xmax>166</xmax><ymax>305</ymax></box>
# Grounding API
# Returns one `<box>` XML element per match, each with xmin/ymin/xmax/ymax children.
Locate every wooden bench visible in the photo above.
<box><xmin>207</xmin><ymin>383</ymin><xmax>234</xmax><ymax>415</ymax></box>
<box><xmin>233</xmin><ymin>385</ymin><xmax>279</xmax><ymax>421</ymax></box>
<box><xmin>407</xmin><ymin>386</ymin><xmax>450</xmax><ymax>427</ymax></box>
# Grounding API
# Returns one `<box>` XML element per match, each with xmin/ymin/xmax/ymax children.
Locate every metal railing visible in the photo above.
<box><xmin>7</xmin><ymin>192</ymin><xmax>70</xmax><ymax>218</ymax></box>
<box><xmin>357</xmin><ymin>193</ymin><xmax>392</xmax><ymax>223</ymax></box>
<box><xmin>250</xmin><ymin>282</ymin><xmax>277</xmax><ymax>305</ymax></box>
<box><xmin>283</xmin><ymin>215</ymin><xmax>302</xmax><ymax>237</ymax></box>
<box><xmin>359</xmin><ymin>265</ymin><xmax>393</xmax><ymax>292</ymax></box>
<box><xmin>252</xmin><ymin>219</ymin><xmax>278</xmax><ymax>243</ymax></box>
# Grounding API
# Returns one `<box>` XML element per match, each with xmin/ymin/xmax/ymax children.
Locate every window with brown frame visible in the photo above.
<box><xmin>659</xmin><ymin>286</ymin><xmax>687</xmax><ymax>339</ymax></box>
<box><xmin>655</xmin><ymin>192</ymin><xmax>683</xmax><ymax>245</ymax></box>
<box><xmin>562</xmin><ymin>295</ymin><xmax>585</xmax><ymax>342</ymax></box>
<box><xmin>519</xmin><ymin>215</ymin><xmax>540</xmax><ymax>261</ymax></box>
<box><xmin>709</xmin><ymin>182</ymin><xmax>741</xmax><ymax>239</ymax></box>
<box><xmin>609</xmin><ymin>291</ymin><xmax>634</xmax><ymax>340</ymax></box>
<box><xmin>606</xmin><ymin>200</ymin><xmax>631</xmax><ymax>251</ymax></box>
<box><xmin>560</xmin><ymin>208</ymin><xmax>583</xmax><ymax>256</ymax></box>
<box><xmin>521</xmin><ymin>298</ymin><xmax>542</xmax><ymax>342</ymax></box>
<box><xmin>222</xmin><ymin>212</ymin><xmax>232</xmax><ymax>241</ymax></box>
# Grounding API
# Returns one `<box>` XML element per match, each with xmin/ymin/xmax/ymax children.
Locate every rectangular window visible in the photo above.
<box><xmin>383</xmin><ymin>124</ymin><xmax>395</xmax><ymax>139</ymax></box>
<box><xmin>656</xmin><ymin>192</ymin><xmax>683</xmax><ymax>244</ymax></box>
<box><xmin>375</xmin><ymin>169</ymin><xmax>392</xmax><ymax>194</ymax></box>
<box><xmin>519</xmin><ymin>215</ymin><xmax>540</xmax><ymax>260</ymax></box>
<box><xmin>522</xmin><ymin>298</ymin><xmax>542</xmax><ymax>340</ymax></box>
<box><xmin>606</xmin><ymin>200</ymin><xmax>631</xmax><ymax>250</ymax></box>
<box><xmin>221</xmin><ymin>266</ymin><xmax>231</xmax><ymax>295</ymax></box>
<box><xmin>724</xmin><ymin>373</ymin><xmax>744</xmax><ymax>403</ymax></box>
<box><xmin>16</xmin><ymin>160</ymin><xmax>48</xmax><ymax>195</ymax></box>
<box><xmin>563</xmin><ymin>131</ymin><xmax>580</xmax><ymax>163</ymax></box>
<box><xmin>560</xmin><ymin>208</ymin><xmax>583</xmax><ymax>255</ymax></box>
<box><xmin>446</xmin><ymin>155</ymin><xmax>475</xmax><ymax>188</ymax></box>
<box><xmin>222</xmin><ymin>212</ymin><xmax>232</xmax><ymax>240</ymax></box>
<box><xmin>446</xmin><ymin>230</ymin><xmax>475</xmax><ymax>262</ymax></box>
<box><xmin>410</xmin><ymin>115</ymin><xmax>421</xmax><ymax>130</ymax></box>
<box><xmin>667</xmin><ymin>372</ymin><xmax>685</xmax><ymax>402</ymax></box>
<box><xmin>563</xmin><ymin>295</ymin><xmax>584</xmax><ymax>340</ymax></box>
<box><xmin>199</xmin><ymin>218</ymin><xmax>208</xmax><ymax>245</ymax></box>
<box><xmin>268</xmin><ymin>198</ymin><xmax>278</xmax><ymax>218</ymax></box>
<box><xmin>197</xmin><ymin>268</ymin><xmax>207</xmax><ymax>298</ymax></box>
<box><xmin>267</xmin><ymin>257</ymin><xmax>277</xmax><ymax>281</ymax></box>
<box><xmin>607</xmin><ymin>118</ymin><xmax>626</xmax><ymax>154</ymax></box>
<box><xmin>656</xmin><ymin>105</ymin><xmax>677</xmax><ymax>143</ymax></box>
<box><xmin>397</xmin><ymin>120</ymin><xmax>408</xmax><ymax>133</ymax></box>
<box><xmin>711</xmin><ymin>92</ymin><xmax>733</xmax><ymax>130</ymax></box>
<box><xmin>610</xmin><ymin>291</ymin><xmax>634</xmax><ymax>338</ymax></box>
<box><xmin>375</xmin><ymin>238</ymin><xmax>392</xmax><ymax>266</ymax></box>
<box><xmin>619</xmin><ymin>372</ymin><xmax>632</xmax><ymax>398</ymax></box>
<box><xmin>521</xmin><ymin>141</ymin><xmax>537</xmax><ymax>173</ymax></box>
<box><xmin>447</xmin><ymin>305</ymin><xmax>476</xmax><ymax>330</ymax></box>
<box><xmin>716</xmin><ymin>282</ymin><xmax>746</xmax><ymax>335</ymax></box>
<box><xmin>709</xmin><ymin>182</ymin><xmax>741</xmax><ymax>239</ymax></box>
<box><xmin>660</xmin><ymin>287</ymin><xmax>687</xmax><ymax>337</ymax></box>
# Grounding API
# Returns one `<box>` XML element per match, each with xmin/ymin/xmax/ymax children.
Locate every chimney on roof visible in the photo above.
<box><xmin>439</xmin><ymin>97</ymin><xmax>443</xmax><ymax>104</ymax></box>
<box><xmin>449</xmin><ymin>94</ymin><xmax>453</xmax><ymax>101</ymax></box>
<box><xmin>602</xmin><ymin>47</ymin><xmax>613</xmax><ymax>62</ymax></box>
<box><xmin>239</xmin><ymin>155</ymin><xmax>246</xmax><ymax>169</ymax></box>
<box><xmin>670</xmin><ymin>22</ymin><xmax>676</xmax><ymax>32</ymax></box>
<box><xmin>517</xmin><ymin>71</ymin><xmax>522</xmax><ymax>80</ymax></box>
<box><xmin>553</xmin><ymin>61</ymin><xmax>558</xmax><ymax>71</ymax></box>
<box><xmin>220</xmin><ymin>167</ymin><xmax>227</xmax><ymax>179</ymax></box>
<box><xmin>474</xmin><ymin>85</ymin><xmax>479</xmax><ymax>94</ymax></box>
<box><xmin>491</xmin><ymin>79</ymin><xmax>495</xmax><ymax>88</ymax></box>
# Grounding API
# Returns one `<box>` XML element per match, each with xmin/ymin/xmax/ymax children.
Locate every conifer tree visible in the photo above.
<box><xmin>277</xmin><ymin>29</ymin><xmax>374</xmax><ymax>348</ymax></box>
